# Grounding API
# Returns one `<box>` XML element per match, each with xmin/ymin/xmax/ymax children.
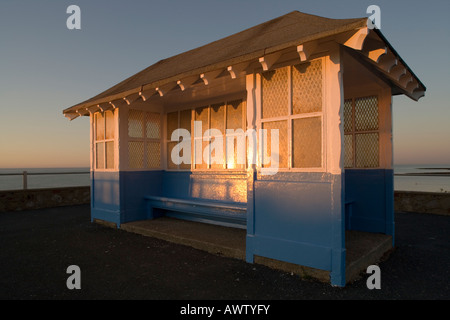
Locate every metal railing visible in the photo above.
<box><xmin>0</xmin><ymin>171</ymin><xmax>90</xmax><ymax>190</ymax></box>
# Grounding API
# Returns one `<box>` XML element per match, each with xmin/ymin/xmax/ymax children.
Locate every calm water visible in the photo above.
<box><xmin>393</xmin><ymin>164</ymin><xmax>450</xmax><ymax>193</ymax></box>
<box><xmin>0</xmin><ymin>168</ymin><xmax>90</xmax><ymax>191</ymax></box>
<box><xmin>0</xmin><ymin>165</ymin><xmax>449</xmax><ymax>193</ymax></box>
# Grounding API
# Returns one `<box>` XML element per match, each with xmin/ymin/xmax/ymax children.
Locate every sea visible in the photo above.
<box><xmin>0</xmin><ymin>168</ymin><xmax>90</xmax><ymax>191</ymax></box>
<box><xmin>0</xmin><ymin>165</ymin><xmax>449</xmax><ymax>193</ymax></box>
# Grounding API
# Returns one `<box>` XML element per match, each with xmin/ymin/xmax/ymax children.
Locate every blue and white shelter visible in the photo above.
<box><xmin>63</xmin><ymin>11</ymin><xmax>426</xmax><ymax>286</ymax></box>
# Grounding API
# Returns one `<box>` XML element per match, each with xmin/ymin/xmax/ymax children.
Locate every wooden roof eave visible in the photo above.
<box><xmin>339</xmin><ymin>25</ymin><xmax>426</xmax><ymax>101</ymax></box>
<box><xmin>62</xmin><ymin>17</ymin><xmax>369</xmax><ymax>118</ymax></box>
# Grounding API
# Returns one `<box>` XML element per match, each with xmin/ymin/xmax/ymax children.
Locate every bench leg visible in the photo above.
<box><xmin>146</xmin><ymin>202</ymin><xmax>154</xmax><ymax>220</ymax></box>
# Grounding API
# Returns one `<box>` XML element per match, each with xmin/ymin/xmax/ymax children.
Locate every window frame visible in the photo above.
<box><xmin>344</xmin><ymin>94</ymin><xmax>381</xmax><ymax>169</ymax></box>
<box><xmin>258</xmin><ymin>58</ymin><xmax>326</xmax><ymax>173</ymax></box>
<box><xmin>93</xmin><ymin>110</ymin><xmax>116</xmax><ymax>172</ymax></box>
<box><xmin>127</xmin><ymin>109</ymin><xmax>163</xmax><ymax>171</ymax></box>
<box><xmin>164</xmin><ymin>98</ymin><xmax>247</xmax><ymax>172</ymax></box>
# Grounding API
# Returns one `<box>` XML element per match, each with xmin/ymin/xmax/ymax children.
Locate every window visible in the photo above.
<box><xmin>94</xmin><ymin>110</ymin><xmax>115</xmax><ymax>170</ymax></box>
<box><xmin>261</xmin><ymin>59</ymin><xmax>323</xmax><ymax>170</ymax></box>
<box><xmin>194</xmin><ymin>100</ymin><xmax>246</xmax><ymax>170</ymax></box>
<box><xmin>167</xmin><ymin>109</ymin><xmax>192</xmax><ymax>170</ymax></box>
<box><xmin>344</xmin><ymin>96</ymin><xmax>380</xmax><ymax>168</ymax></box>
<box><xmin>128</xmin><ymin>109</ymin><xmax>161</xmax><ymax>170</ymax></box>
<box><xmin>166</xmin><ymin>99</ymin><xmax>246</xmax><ymax>171</ymax></box>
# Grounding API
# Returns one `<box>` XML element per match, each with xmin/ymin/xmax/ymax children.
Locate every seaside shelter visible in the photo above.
<box><xmin>63</xmin><ymin>11</ymin><xmax>426</xmax><ymax>286</ymax></box>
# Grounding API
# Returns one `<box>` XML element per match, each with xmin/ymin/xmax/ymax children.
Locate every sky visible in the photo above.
<box><xmin>0</xmin><ymin>0</ymin><xmax>449</xmax><ymax>168</ymax></box>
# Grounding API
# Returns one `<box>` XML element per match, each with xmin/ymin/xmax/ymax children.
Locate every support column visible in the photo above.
<box><xmin>245</xmin><ymin>72</ymin><xmax>257</xmax><ymax>263</ymax></box>
<box><xmin>326</xmin><ymin>45</ymin><xmax>346</xmax><ymax>287</ymax></box>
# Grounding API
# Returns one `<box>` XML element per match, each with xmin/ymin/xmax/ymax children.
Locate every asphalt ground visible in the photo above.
<box><xmin>0</xmin><ymin>204</ymin><xmax>448</xmax><ymax>301</ymax></box>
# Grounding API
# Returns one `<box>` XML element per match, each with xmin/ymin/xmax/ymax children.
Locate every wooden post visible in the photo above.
<box><xmin>23</xmin><ymin>171</ymin><xmax>28</xmax><ymax>190</ymax></box>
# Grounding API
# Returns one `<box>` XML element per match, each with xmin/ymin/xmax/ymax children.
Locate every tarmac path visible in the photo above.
<box><xmin>0</xmin><ymin>204</ymin><xmax>448</xmax><ymax>300</ymax></box>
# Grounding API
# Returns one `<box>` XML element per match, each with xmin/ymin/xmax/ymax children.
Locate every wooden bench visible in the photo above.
<box><xmin>144</xmin><ymin>196</ymin><xmax>247</xmax><ymax>228</ymax></box>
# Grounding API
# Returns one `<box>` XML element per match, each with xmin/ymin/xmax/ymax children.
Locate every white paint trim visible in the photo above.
<box><xmin>200</xmin><ymin>70</ymin><xmax>223</xmax><ymax>85</ymax></box>
<box><xmin>324</xmin><ymin>46</ymin><xmax>343</xmax><ymax>175</ymax></box>
<box><xmin>297</xmin><ymin>42</ymin><xmax>318</xmax><ymax>62</ymax></box>
<box><xmin>343</xmin><ymin>27</ymin><xmax>369</xmax><ymax>51</ymax></box>
<box><xmin>114</xmin><ymin>108</ymin><xmax>120</xmax><ymax>171</ymax></box>
<box><xmin>89</xmin><ymin>114</ymin><xmax>94</xmax><ymax>171</ymax></box>
<box><xmin>259</xmin><ymin>52</ymin><xmax>282</xmax><ymax>71</ymax></box>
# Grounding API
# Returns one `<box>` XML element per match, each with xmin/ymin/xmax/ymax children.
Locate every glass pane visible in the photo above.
<box><xmin>147</xmin><ymin>142</ymin><xmax>161</xmax><ymax>169</ymax></box>
<box><xmin>262</xmin><ymin>67</ymin><xmax>289</xmax><ymax>119</ymax></box>
<box><xmin>355</xmin><ymin>133</ymin><xmax>379</xmax><ymax>168</ymax></box>
<box><xmin>128</xmin><ymin>109</ymin><xmax>144</xmax><ymax>138</ymax></box>
<box><xmin>210</xmin><ymin>103</ymin><xmax>225</xmax><ymax>133</ymax></box>
<box><xmin>227</xmin><ymin>100</ymin><xmax>243</xmax><ymax>131</ymax></box>
<box><xmin>226</xmin><ymin>134</ymin><xmax>246</xmax><ymax>169</ymax></box>
<box><xmin>344</xmin><ymin>99</ymin><xmax>353</xmax><ymax>133</ymax></box>
<box><xmin>105</xmin><ymin>141</ymin><xmax>114</xmax><ymax>169</ymax></box>
<box><xmin>95</xmin><ymin>113</ymin><xmax>105</xmax><ymax>141</ymax></box>
<box><xmin>261</xmin><ymin>120</ymin><xmax>288</xmax><ymax>169</ymax></box>
<box><xmin>167</xmin><ymin>142</ymin><xmax>178</xmax><ymax>169</ymax></box>
<box><xmin>195</xmin><ymin>106</ymin><xmax>209</xmax><ymax>136</ymax></box>
<box><xmin>210</xmin><ymin>136</ymin><xmax>225</xmax><ymax>170</ymax></box>
<box><xmin>96</xmin><ymin>142</ymin><xmax>105</xmax><ymax>169</ymax></box>
<box><xmin>179</xmin><ymin>138</ymin><xmax>192</xmax><ymax>170</ymax></box>
<box><xmin>194</xmin><ymin>139</ymin><xmax>208</xmax><ymax>169</ymax></box>
<box><xmin>146</xmin><ymin>112</ymin><xmax>160</xmax><ymax>139</ymax></box>
<box><xmin>292</xmin><ymin>60</ymin><xmax>323</xmax><ymax>114</ymax></box>
<box><xmin>166</xmin><ymin>112</ymin><xmax>178</xmax><ymax>141</ymax></box>
<box><xmin>105</xmin><ymin>110</ymin><xmax>115</xmax><ymax>140</ymax></box>
<box><xmin>292</xmin><ymin>117</ymin><xmax>322</xmax><ymax>168</ymax></box>
<box><xmin>128</xmin><ymin>141</ymin><xmax>144</xmax><ymax>169</ymax></box>
<box><xmin>355</xmin><ymin>96</ymin><xmax>378</xmax><ymax>132</ymax></box>
<box><xmin>344</xmin><ymin>134</ymin><xmax>353</xmax><ymax>168</ymax></box>
<box><xmin>180</xmin><ymin>109</ymin><xmax>192</xmax><ymax>134</ymax></box>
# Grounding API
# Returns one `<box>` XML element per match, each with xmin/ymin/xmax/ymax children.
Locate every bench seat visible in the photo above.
<box><xmin>144</xmin><ymin>196</ymin><xmax>247</xmax><ymax>228</ymax></box>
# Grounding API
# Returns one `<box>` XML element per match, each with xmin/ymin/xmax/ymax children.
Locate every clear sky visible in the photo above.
<box><xmin>0</xmin><ymin>0</ymin><xmax>449</xmax><ymax>168</ymax></box>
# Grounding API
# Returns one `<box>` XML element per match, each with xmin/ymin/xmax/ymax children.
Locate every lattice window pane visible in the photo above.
<box><xmin>105</xmin><ymin>110</ymin><xmax>115</xmax><ymax>140</ymax></box>
<box><xmin>95</xmin><ymin>113</ymin><xmax>105</xmax><ymax>141</ymax></box>
<box><xmin>195</xmin><ymin>106</ymin><xmax>209</xmax><ymax>136</ymax></box>
<box><xmin>167</xmin><ymin>142</ymin><xmax>178</xmax><ymax>170</ymax></box>
<box><xmin>210</xmin><ymin>103</ymin><xmax>225</xmax><ymax>133</ymax></box>
<box><xmin>128</xmin><ymin>141</ymin><xmax>144</xmax><ymax>169</ymax></box>
<box><xmin>128</xmin><ymin>109</ymin><xmax>144</xmax><ymax>138</ymax></box>
<box><xmin>146</xmin><ymin>112</ymin><xmax>160</xmax><ymax>139</ymax></box>
<box><xmin>344</xmin><ymin>99</ymin><xmax>353</xmax><ymax>133</ymax></box>
<box><xmin>147</xmin><ymin>142</ymin><xmax>161</xmax><ymax>169</ymax></box>
<box><xmin>262</xmin><ymin>121</ymin><xmax>288</xmax><ymax>168</ymax></box>
<box><xmin>355</xmin><ymin>96</ymin><xmax>378</xmax><ymax>132</ymax></box>
<box><xmin>292</xmin><ymin>117</ymin><xmax>322</xmax><ymax>168</ymax></box>
<box><xmin>344</xmin><ymin>134</ymin><xmax>353</xmax><ymax>168</ymax></box>
<box><xmin>262</xmin><ymin>67</ymin><xmax>289</xmax><ymax>119</ymax></box>
<box><xmin>96</xmin><ymin>142</ymin><xmax>105</xmax><ymax>169</ymax></box>
<box><xmin>292</xmin><ymin>60</ymin><xmax>323</xmax><ymax>114</ymax></box>
<box><xmin>166</xmin><ymin>112</ymin><xmax>178</xmax><ymax>141</ymax></box>
<box><xmin>227</xmin><ymin>100</ymin><xmax>243</xmax><ymax>130</ymax></box>
<box><xmin>180</xmin><ymin>109</ymin><xmax>192</xmax><ymax>134</ymax></box>
<box><xmin>355</xmin><ymin>133</ymin><xmax>379</xmax><ymax>168</ymax></box>
<box><xmin>105</xmin><ymin>141</ymin><xmax>114</xmax><ymax>169</ymax></box>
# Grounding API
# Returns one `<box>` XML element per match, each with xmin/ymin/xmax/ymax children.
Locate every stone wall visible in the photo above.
<box><xmin>394</xmin><ymin>191</ymin><xmax>450</xmax><ymax>216</ymax></box>
<box><xmin>1</xmin><ymin>187</ymin><xmax>449</xmax><ymax>216</ymax></box>
<box><xmin>0</xmin><ymin>186</ymin><xmax>90</xmax><ymax>212</ymax></box>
